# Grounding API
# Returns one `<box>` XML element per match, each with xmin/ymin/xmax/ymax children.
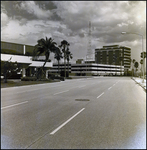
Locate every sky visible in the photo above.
<box><xmin>1</xmin><ymin>1</ymin><xmax>146</xmax><ymax>66</ymax></box>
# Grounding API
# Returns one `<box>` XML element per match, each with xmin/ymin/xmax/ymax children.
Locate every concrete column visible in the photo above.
<box><xmin>46</xmin><ymin>70</ymin><xmax>49</xmax><ymax>79</ymax></box>
<box><xmin>22</xmin><ymin>68</ymin><xmax>26</xmax><ymax>77</ymax></box>
<box><xmin>23</xmin><ymin>45</ymin><xmax>26</xmax><ymax>55</ymax></box>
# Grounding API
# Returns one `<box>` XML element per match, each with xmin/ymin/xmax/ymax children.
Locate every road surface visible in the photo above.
<box><xmin>1</xmin><ymin>77</ymin><xmax>146</xmax><ymax>149</ymax></box>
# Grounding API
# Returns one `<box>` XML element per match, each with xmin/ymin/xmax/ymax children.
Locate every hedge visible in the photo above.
<box><xmin>21</xmin><ymin>76</ymin><xmax>37</xmax><ymax>81</ymax></box>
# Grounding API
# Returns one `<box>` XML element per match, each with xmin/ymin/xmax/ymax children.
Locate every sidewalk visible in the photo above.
<box><xmin>132</xmin><ymin>77</ymin><xmax>146</xmax><ymax>92</ymax></box>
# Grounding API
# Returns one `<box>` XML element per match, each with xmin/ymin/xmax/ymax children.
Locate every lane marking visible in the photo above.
<box><xmin>91</xmin><ymin>83</ymin><xmax>96</xmax><ymax>85</ymax></box>
<box><xmin>54</xmin><ymin>90</ymin><xmax>69</xmax><ymax>95</ymax></box>
<box><xmin>108</xmin><ymin>87</ymin><xmax>112</xmax><ymax>90</ymax></box>
<box><xmin>12</xmin><ymin>85</ymin><xmax>63</xmax><ymax>94</ymax></box>
<box><xmin>78</xmin><ymin>85</ymin><xmax>86</xmax><ymax>88</ymax></box>
<box><xmin>97</xmin><ymin>92</ymin><xmax>104</xmax><ymax>99</ymax></box>
<box><xmin>116</xmin><ymin>81</ymin><xmax>120</xmax><ymax>84</ymax></box>
<box><xmin>1</xmin><ymin>101</ymin><xmax>28</xmax><ymax>110</ymax></box>
<box><xmin>50</xmin><ymin>108</ymin><xmax>85</xmax><ymax>135</ymax></box>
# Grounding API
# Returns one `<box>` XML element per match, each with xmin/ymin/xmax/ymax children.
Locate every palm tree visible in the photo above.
<box><xmin>54</xmin><ymin>47</ymin><xmax>63</xmax><ymax>74</ymax></box>
<box><xmin>132</xmin><ymin>59</ymin><xmax>136</xmax><ymax>77</ymax></box>
<box><xmin>140</xmin><ymin>59</ymin><xmax>143</xmax><ymax>77</ymax></box>
<box><xmin>59</xmin><ymin>40</ymin><xmax>70</xmax><ymax>78</ymax></box>
<box><xmin>128</xmin><ymin>58</ymin><xmax>134</xmax><ymax>77</ymax></box>
<box><xmin>134</xmin><ymin>61</ymin><xmax>139</xmax><ymax>77</ymax></box>
<box><xmin>33</xmin><ymin>37</ymin><xmax>58</xmax><ymax>79</ymax></box>
<box><xmin>66</xmin><ymin>48</ymin><xmax>73</xmax><ymax>77</ymax></box>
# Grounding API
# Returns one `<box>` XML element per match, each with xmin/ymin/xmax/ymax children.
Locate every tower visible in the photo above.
<box><xmin>86</xmin><ymin>21</ymin><xmax>94</xmax><ymax>61</ymax></box>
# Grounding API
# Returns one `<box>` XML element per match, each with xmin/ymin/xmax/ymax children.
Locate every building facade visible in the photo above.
<box><xmin>95</xmin><ymin>45</ymin><xmax>131</xmax><ymax>74</ymax></box>
<box><xmin>1</xmin><ymin>41</ymin><xmax>34</xmax><ymax>56</ymax></box>
<box><xmin>49</xmin><ymin>63</ymin><xmax>124</xmax><ymax>76</ymax></box>
<box><xmin>1</xmin><ymin>41</ymin><xmax>52</xmax><ymax>78</ymax></box>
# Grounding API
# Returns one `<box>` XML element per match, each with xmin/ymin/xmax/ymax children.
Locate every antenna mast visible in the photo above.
<box><xmin>86</xmin><ymin>21</ymin><xmax>93</xmax><ymax>61</ymax></box>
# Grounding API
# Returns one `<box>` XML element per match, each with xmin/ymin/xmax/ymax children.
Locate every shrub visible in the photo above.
<box><xmin>48</xmin><ymin>73</ymin><xmax>65</xmax><ymax>81</ymax></box>
<box><xmin>66</xmin><ymin>77</ymin><xmax>72</xmax><ymax>79</ymax></box>
<box><xmin>21</xmin><ymin>76</ymin><xmax>37</xmax><ymax>81</ymax></box>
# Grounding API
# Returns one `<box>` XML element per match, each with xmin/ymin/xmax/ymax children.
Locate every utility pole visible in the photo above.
<box><xmin>121</xmin><ymin>32</ymin><xmax>144</xmax><ymax>82</ymax></box>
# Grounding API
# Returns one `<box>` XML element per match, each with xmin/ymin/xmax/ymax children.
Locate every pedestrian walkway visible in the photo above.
<box><xmin>132</xmin><ymin>77</ymin><xmax>146</xmax><ymax>92</ymax></box>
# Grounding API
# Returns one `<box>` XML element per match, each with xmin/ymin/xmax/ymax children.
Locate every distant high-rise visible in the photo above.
<box><xmin>95</xmin><ymin>45</ymin><xmax>131</xmax><ymax>73</ymax></box>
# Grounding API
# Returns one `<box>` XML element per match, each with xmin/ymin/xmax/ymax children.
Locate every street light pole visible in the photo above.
<box><xmin>121</xmin><ymin>32</ymin><xmax>144</xmax><ymax>83</ymax></box>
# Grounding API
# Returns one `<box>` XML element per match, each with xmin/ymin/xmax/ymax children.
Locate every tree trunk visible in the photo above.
<box><xmin>68</xmin><ymin>60</ymin><xmax>69</xmax><ymax>77</ymax></box>
<box><xmin>37</xmin><ymin>60</ymin><xmax>47</xmax><ymax>80</ymax></box>
<box><xmin>64</xmin><ymin>52</ymin><xmax>66</xmax><ymax>78</ymax></box>
<box><xmin>143</xmin><ymin>58</ymin><xmax>145</xmax><ymax>80</ymax></box>
<box><xmin>4</xmin><ymin>72</ymin><xmax>7</xmax><ymax>83</ymax></box>
<box><xmin>58</xmin><ymin>60</ymin><xmax>60</xmax><ymax>74</ymax></box>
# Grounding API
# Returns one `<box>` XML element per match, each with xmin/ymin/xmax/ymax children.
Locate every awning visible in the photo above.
<box><xmin>1</xmin><ymin>54</ymin><xmax>52</xmax><ymax>68</ymax></box>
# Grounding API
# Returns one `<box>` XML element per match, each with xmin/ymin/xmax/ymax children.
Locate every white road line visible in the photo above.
<box><xmin>14</xmin><ymin>85</ymin><xmax>63</xmax><ymax>94</ymax></box>
<box><xmin>54</xmin><ymin>90</ymin><xmax>69</xmax><ymax>95</ymax></box>
<box><xmin>108</xmin><ymin>87</ymin><xmax>112</xmax><ymax>90</ymax></box>
<box><xmin>78</xmin><ymin>85</ymin><xmax>86</xmax><ymax>88</ymax></box>
<box><xmin>1</xmin><ymin>101</ymin><xmax>28</xmax><ymax>110</ymax></box>
<box><xmin>76</xmin><ymin>79</ymin><xmax>83</xmax><ymax>81</ymax></box>
<box><xmin>50</xmin><ymin>108</ymin><xmax>85</xmax><ymax>135</ymax></box>
<box><xmin>97</xmin><ymin>92</ymin><xmax>104</xmax><ymax>99</ymax></box>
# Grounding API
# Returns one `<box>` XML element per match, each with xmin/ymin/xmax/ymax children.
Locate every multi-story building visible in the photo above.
<box><xmin>1</xmin><ymin>41</ymin><xmax>52</xmax><ymax>78</ymax></box>
<box><xmin>95</xmin><ymin>45</ymin><xmax>131</xmax><ymax>74</ymax></box>
<box><xmin>1</xmin><ymin>41</ymin><xmax>129</xmax><ymax>78</ymax></box>
<box><xmin>49</xmin><ymin>62</ymin><xmax>124</xmax><ymax>76</ymax></box>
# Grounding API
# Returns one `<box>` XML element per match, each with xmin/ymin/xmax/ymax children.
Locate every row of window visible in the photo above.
<box><xmin>1</xmin><ymin>42</ymin><xmax>23</xmax><ymax>51</ymax></box>
<box><xmin>72</xmin><ymin>69</ymin><xmax>123</xmax><ymax>72</ymax></box>
<box><xmin>1</xmin><ymin>42</ymin><xmax>35</xmax><ymax>55</ymax></box>
<box><xmin>53</xmin><ymin>65</ymin><xmax>122</xmax><ymax>69</ymax></box>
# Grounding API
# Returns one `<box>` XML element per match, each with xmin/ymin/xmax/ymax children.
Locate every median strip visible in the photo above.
<box><xmin>1</xmin><ymin>101</ymin><xmax>28</xmax><ymax>110</ymax></box>
<box><xmin>50</xmin><ymin>108</ymin><xmax>85</xmax><ymax>135</ymax></box>
<box><xmin>54</xmin><ymin>90</ymin><xmax>69</xmax><ymax>95</ymax></box>
<box><xmin>97</xmin><ymin>92</ymin><xmax>104</xmax><ymax>99</ymax></box>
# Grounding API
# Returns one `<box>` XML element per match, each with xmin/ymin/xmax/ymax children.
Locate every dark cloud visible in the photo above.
<box><xmin>35</xmin><ymin>1</ymin><xmax>57</xmax><ymax>10</ymax></box>
<box><xmin>78</xmin><ymin>32</ymin><xmax>85</xmax><ymax>38</ymax></box>
<box><xmin>34</xmin><ymin>1</ymin><xmax>62</xmax><ymax>21</ymax></box>
<box><xmin>1</xmin><ymin>1</ymin><xmax>146</xmax><ymax>63</ymax></box>
<box><xmin>1</xmin><ymin>1</ymin><xmax>61</xmax><ymax>21</ymax></box>
<box><xmin>1</xmin><ymin>1</ymin><xmax>37</xmax><ymax>20</ymax></box>
<box><xmin>128</xmin><ymin>1</ymin><xmax>141</xmax><ymax>6</ymax></box>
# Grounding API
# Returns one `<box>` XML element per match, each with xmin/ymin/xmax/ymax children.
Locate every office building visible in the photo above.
<box><xmin>49</xmin><ymin>62</ymin><xmax>124</xmax><ymax>76</ymax></box>
<box><xmin>1</xmin><ymin>41</ymin><xmax>52</xmax><ymax>78</ymax></box>
<box><xmin>95</xmin><ymin>45</ymin><xmax>131</xmax><ymax>74</ymax></box>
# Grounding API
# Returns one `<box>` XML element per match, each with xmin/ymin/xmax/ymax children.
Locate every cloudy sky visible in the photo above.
<box><xmin>1</xmin><ymin>1</ymin><xmax>146</xmax><ymax>64</ymax></box>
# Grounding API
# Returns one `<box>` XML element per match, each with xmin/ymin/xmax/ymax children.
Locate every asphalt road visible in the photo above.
<box><xmin>1</xmin><ymin>77</ymin><xmax>146</xmax><ymax>149</ymax></box>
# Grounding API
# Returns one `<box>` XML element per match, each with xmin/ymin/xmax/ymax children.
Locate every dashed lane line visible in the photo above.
<box><xmin>108</xmin><ymin>81</ymin><xmax>119</xmax><ymax>90</ymax></box>
<box><xmin>97</xmin><ymin>92</ymin><xmax>104</xmax><ymax>99</ymax></box>
<box><xmin>108</xmin><ymin>87</ymin><xmax>112</xmax><ymax>90</ymax></box>
<box><xmin>1</xmin><ymin>101</ymin><xmax>28</xmax><ymax>110</ymax></box>
<box><xmin>50</xmin><ymin>108</ymin><xmax>85</xmax><ymax>135</ymax></box>
<box><xmin>78</xmin><ymin>85</ymin><xmax>86</xmax><ymax>88</ymax></box>
<box><xmin>53</xmin><ymin>90</ymin><xmax>69</xmax><ymax>95</ymax></box>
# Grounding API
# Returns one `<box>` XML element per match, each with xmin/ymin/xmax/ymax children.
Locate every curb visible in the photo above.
<box><xmin>131</xmin><ymin>77</ymin><xmax>146</xmax><ymax>92</ymax></box>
